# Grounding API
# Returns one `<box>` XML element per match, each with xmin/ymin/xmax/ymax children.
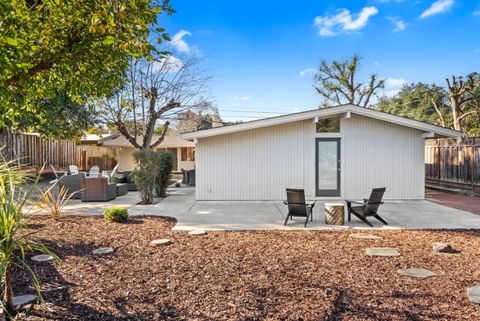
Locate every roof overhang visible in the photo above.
<box><xmin>181</xmin><ymin>104</ymin><xmax>463</xmax><ymax>140</ymax></box>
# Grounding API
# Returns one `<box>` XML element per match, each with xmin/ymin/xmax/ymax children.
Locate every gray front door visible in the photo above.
<box><xmin>315</xmin><ymin>138</ymin><xmax>340</xmax><ymax>197</ymax></box>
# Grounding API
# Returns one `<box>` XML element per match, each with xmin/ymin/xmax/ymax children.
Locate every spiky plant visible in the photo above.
<box><xmin>34</xmin><ymin>185</ymin><xmax>77</xmax><ymax>220</ymax></box>
<box><xmin>0</xmin><ymin>160</ymin><xmax>57</xmax><ymax>316</ymax></box>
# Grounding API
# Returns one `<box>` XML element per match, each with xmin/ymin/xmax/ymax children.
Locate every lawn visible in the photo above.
<box><xmin>14</xmin><ymin>216</ymin><xmax>480</xmax><ymax>321</ymax></box>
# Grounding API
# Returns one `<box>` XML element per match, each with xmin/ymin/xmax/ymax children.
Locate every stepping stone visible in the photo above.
<box><xmin>189</xmin><ymin>230</ymin><xmax>207</xmax><ymax>236</ymax></box>
<box><xmin>150</xmin><ymin>239</ymin><xmax>171</xmax><ymax>246</ymax></box>
<box><xmin>467</xmin><ymin>285</ymin><xmax>480</xmax><ymax>304</ymax></box>
<box><xmin>92</xmin><ymin>247</ymin><xmax>114</xmax><ymax>255</ymax></box>
<box><xmin>349</xmin><ymin>233</ymin><xmax>382</xmax><ymax>240</ymax></box>
<box><xmin>397</xmin><ymin>268</ymin><xmax>436</xmax><ymax>279</ymax></box>
<box><xmin>432</xmin><ymin>242</ymin><xmax>460</xmax><ymax>254</ymax></box>
<box><xmin>12</xmin><ymin>294</ymin><xmax>37</xmax><ymax>306</ymax></box>
<box><xmin>31</xmin><ymin>254</ymin><xmax>54</xmax><ymax>262</ymax></box>
<box><xmin>366</xmin><ymin>247</ymin><xmax>400</xmax><ymax>257</ymax></box>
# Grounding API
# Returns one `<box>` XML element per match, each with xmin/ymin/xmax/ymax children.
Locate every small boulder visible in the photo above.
<box><xmin>432</xmin><ymin>242</ymin><xmax>460</xmax><ymax>254</ymax></box>
<box><xmin>31</xmin><ymin>254</ymin><xmax>54</xmax><ymax>262</ymax></box>
<box><xmin>467</xmin><ymin>285</ymin><xmax>480</xmax><ymax>304</ymax></box>
<box><xmin>189</xmin><ymin>230</ymin><xmax>207</xmax><ymax>236</ymax></box>
<box><xmin>397</xmin><ymin>268</ymin><xmax>436</xmax><ymax>279</ymax></box>
<box><xmin>92</xmin><ymin>247</ymin><xmax>114</xmax><ymax>255</ymax></box>
<box><xmin>366</xmin><ymin>247</ymin><xmax>400</xmax><ymax>257</ymax></box>
<box><xmin>349</xmin><ymin>233</ymin><xmax>382</xmax><ymax>240</ymax></box>
<box><xmin>150</xmin><ymin>239</ymin><xmax>171</xmax><ymax>246</ymax></box>
<box><xmin>12</xmin><ymin>294</ymin><xmax>37</xmax><ymax>306</ymax></box>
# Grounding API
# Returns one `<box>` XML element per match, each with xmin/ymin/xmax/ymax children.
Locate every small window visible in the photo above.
<box><xmin>181</xmin><ymin>148</ymin><xmax>187</xmax><ymax>161</ymax></box>
<box><xmin>316</xmin><ymin>117</ymin><xmax>340</xmax><ymax>133</ymax></box>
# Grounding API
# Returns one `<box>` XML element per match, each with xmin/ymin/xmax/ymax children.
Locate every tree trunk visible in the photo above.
<box><xmin>450</xmin><ymin>96</ymin><xmax>462</xmax><ymax>131</ymax></box>
<box><xmin>4</xmin><ymin>267</ymin><xmax>14</xmax><ymax>316</ymax></box>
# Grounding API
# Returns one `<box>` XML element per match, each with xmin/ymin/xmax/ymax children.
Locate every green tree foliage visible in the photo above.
<box><xmin>377</xmin><ymin>83</ymin><xmax>451</xmax><ymax>127</ymax></box>
<box><xmin>11</xmin><ymin>91</ymin><xmax>97</xmax><ymax>139</ymax></box>
<box><xmin>378</xmin><ymin>76</ymin><xmax>480</xmax><ymax>136</ymax></box>
<box><xmin>0</xmin><ymin>0</ymin><xmax>174</xmax><ymax>131</ymax></box>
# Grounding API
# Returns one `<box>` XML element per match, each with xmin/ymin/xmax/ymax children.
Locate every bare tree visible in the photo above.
<box><xmin>99</xmin><ymin>54</ymin><xmax>210</xmax><ymax>150</ymax></box>
<box><xmin>445</xmin><ymin>73</ymin><xmax>480</xmax><ymax>132</ymax></box>
<box><xmin>315</xmin><ymin>54</ymin><xmax>385</xmax><ymax>108</ymax></box>
<box><xmin>174</xmin><ymin>101</ymin><xmax>222</xmax><ymax>133</ymax></box>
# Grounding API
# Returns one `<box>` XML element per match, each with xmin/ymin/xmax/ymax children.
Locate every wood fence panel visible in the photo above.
<box><xmin>0</xmin><ymin>131</ymin><xmax>113</xmax><ymax>171</ymax></box>
<box><xmin>425</xmin><ymin>137</ymin><xmax>480</xmax><ymax>191</ymax></box>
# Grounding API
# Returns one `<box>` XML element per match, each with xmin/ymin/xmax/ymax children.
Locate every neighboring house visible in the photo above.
<box><xmin>100</xmin><ymin>134</ymin><xmax>195</xmax><ymax>172</ymax></box>
<box><xmin>181</xmin><ymin>104</ymin><xmax>462</xmax><ymax>201</ymax></box>
<box><xmin>79</xmin><ymin>133</ymin><xmax>116</xmax><ymax>145</ymax></box>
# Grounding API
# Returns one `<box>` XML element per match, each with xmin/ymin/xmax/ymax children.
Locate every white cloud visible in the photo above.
<box><xmin>152</xmin><ymin>55</ymin><xmax>184</xmax><ymax>72</ymax></box>
<box><xmin>420</xmin><ymin>0</ymin><xmax>454</xmax><ymax>18</ymax></box>
<box><xmin>314</xmin><ymin>6</ymin><xmax>379</xmax><ymax>36</ymax></box>
<box><xmin>388</xmin><ymin>16</ymin><xmax>408</xmax><ymax>31</ymax></box>
<box><xmin>474</xmin><ymin>8</ymin><xmax>480</xmax><ymax>16</ymax></box>
<box><xmin>230</xmin><ymin>96</ymin><xmax>251</xmax><ymax>101</ymax></box>
<box><xmin>171</xmin><ymin>29</ymin><xmax>192</xmax><ymax>52</ymax></box>
<box><xmin>383</xmin><ymin>77</ymin><xmax>408</xmax><ymax>97</ymax></box>
<box><xmin>299</xmin><ymin>68</ymin><xmax>316</xmax><ymax>77</ymax></box>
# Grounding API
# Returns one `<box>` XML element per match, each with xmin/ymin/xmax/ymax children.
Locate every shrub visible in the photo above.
<box><xmin>154</xmin><ymin>151</ymin><xmax>173</xmax><ymax>198</ymax></box>
<box><xmin>104</xmin><ymin>206</ymin><xmax>129</xmax><ymax>223</ymax></box>
<box><xmin>0</xmin><ymin>159</ymin><xmax>57</xmax><ymax>315</ymax></box>
<box><xmin>132</xmin><ymin>150</ymin><xmax>157</xmax><ymax>204</ymax></box>
<box><xmin>34</xmin><ymin>185</ymin><xmax>77</xmax><ymax>220</ymax></box>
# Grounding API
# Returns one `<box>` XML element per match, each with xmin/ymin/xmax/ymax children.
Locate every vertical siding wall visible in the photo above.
<box><xmin>196</xmin><ymin>114</ymin><xmax>426</xmax><ymax>200</ymax></box>
<box><xmin>196</xmin><ymin>122</ymin><xmax>310</xmax><ymax>200</ymax></box>
<box><xmin>342</xmin><ymin>114</ymin><xmax>425</xmax><ymax>199</ymax></box>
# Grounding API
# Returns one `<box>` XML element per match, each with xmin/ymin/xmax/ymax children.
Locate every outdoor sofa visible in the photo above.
<box><xmin>80</xmin><ymin>177</ymin><xmax>117</xmax><ymax>202</ymax></box>
<box><xmin>57</xmin><ymin>174</ymin><xmax>84</xmax><ymax>199</ymax></box>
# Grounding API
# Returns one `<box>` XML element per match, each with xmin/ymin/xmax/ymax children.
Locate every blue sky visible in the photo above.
<box><xmin>161</xmin><ymin>0</ymin><xmax>480</xmax><ymax>121</ymax></box>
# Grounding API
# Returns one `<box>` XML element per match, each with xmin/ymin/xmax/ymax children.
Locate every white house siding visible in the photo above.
<box><xmin>196</xmin><ymin>114</ymin><xmax>426</xmax><ymax>200</ymax></box>
<box><xmin>342</xmin><ymin>114</ymin><xmax>425</xmax><ymax>200</ymax></box>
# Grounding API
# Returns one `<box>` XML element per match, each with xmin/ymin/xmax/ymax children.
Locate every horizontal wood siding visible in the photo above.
<box><xmin>342</xmin><ymin>114</ymin><xmax>425</xmax><ymax>199</ymax></box>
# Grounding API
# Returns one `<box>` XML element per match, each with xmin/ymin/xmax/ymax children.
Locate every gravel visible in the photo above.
<box><xmin>14</xmin><ymin>216</ymin><xmax>480</xmax><ymax>320</ymax></box>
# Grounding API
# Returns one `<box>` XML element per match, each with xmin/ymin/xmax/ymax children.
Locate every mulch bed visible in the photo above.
<box><xmin>14</xmin><ymin>216</ymin><xmax>480</xmax><ymax>320</ymax></box>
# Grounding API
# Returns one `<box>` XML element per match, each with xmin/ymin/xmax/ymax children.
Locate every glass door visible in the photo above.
<box><xmin>315</xmin><ymin>138</ymin><xmax>340</xmax><ymax>196</ymax></box>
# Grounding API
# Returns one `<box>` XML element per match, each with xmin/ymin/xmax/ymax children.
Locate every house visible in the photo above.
<box><xmin>181</xmin><ymin>104</ymin><xmax>462</xmax><ymax>200</ymax></box>
<box><xmin>101</xmin><ymin>133</ymin><xmax>195</xmax><ymax>172</ymax></box>
<box><xmin>79</xmin><ymin>133</ymin><xmax>116</xmax><ymax>145</ymax></box>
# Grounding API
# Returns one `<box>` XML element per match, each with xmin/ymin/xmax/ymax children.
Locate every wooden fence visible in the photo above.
<box><xmin>425</xmin><ymin>137</ymin><xmax>480</xmax><ymax>193</ymax></box>
<box><xmin>0</xmin><ymin>131</ymin><xmax>113</xmax><ymax>171</ymax></box>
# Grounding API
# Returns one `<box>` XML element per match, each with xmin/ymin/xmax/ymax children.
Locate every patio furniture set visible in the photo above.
<box><xmin>181</xmin><ymin>168</ymin><xmax>196</xmax><ymax>186</ymax></box>
<box><xmin>283</xmin><ymin>187</ymin><xmax>388</xmax><ymax>227</ymax></box>
<box><xmin>56</xmin><ymin>165</ymin><xmax>136</xmax><ymax>202</ymax></box>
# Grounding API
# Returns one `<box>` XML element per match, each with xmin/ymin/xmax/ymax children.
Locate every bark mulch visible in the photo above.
<box><xmin>14</xmin><ymin>216</ymin><xmax>480</xmax><ymax>321</ymax></box>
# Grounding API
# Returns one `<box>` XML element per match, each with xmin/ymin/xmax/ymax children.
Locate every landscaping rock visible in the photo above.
<box><xmin>432</xmin><ymin>242</ymin><xmax>460</xmax><ymax>254</ymax></box>
<box><xmin>397</xmin><ymin>268</ymin><xmax>436</xmax><ymax>279</ymax></box>
<box><xmin>366</xmin><ymin>247</ymin><xmax>400</xmax><ymax>257</ymax></box>
<box><xmin>150</xmin><ymin>239</ymin><xmax>171</xmax><ymax>246</ymax></box>
<box><xmin>92</xmin><ymin>247</ymin><xmax>114</xmax><ymax>255</ymax></box>
<box><xmin>189</xmin><ymin>230</ymin><xmax>207</xmax><ymax>236</ymax></box>
<box><xmin>31</xmin><ymin>254</ymin><xmax>54</xmax><ymax>262</ymax></box>
<box><xmin>349</xmin><ymin>233</ymin><xmax>382</xmax><ymax>240</ymax></box>
<box><xmin>467</xmin><ymin>285</ymin><xmax>480</xmax><ymax>304</ymax></box>
<box><xmin>12</xmin><ymin>294</ymin><xmax>37</xmax><ymax>306</ymax></box>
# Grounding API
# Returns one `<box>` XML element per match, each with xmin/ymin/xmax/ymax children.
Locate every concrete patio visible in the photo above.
<box><xmin>40</xmin><ymin>187</ymin><xmax>480</xmax><ymax>231</ymax></box>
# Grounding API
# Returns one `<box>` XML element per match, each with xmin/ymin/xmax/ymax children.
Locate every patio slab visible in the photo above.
<box><xmin>37</xmin><ymin>187</ymin><xmax>480</xmax><ymax>231</ymax></box>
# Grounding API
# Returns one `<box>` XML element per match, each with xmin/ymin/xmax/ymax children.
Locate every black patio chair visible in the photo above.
<box><xmin>346</xmin><ymin>187</ymin><xmax>388</xmax><ymax>227</ymax></box>
<box><xmin>283</xmin><ymin>188</ymin><xmax>316</xmax><ymax>227</ymax></box>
